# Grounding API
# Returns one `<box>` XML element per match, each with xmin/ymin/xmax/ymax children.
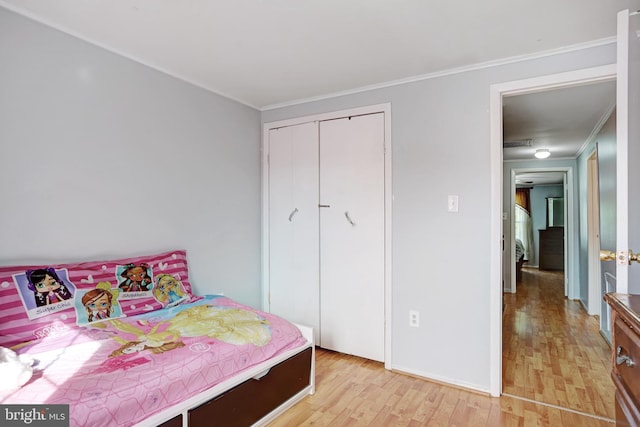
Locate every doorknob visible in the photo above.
<box><xmin>600</xmin><ymin>249</ymin><xmax>640</xmax><ymax>264</ymax></box>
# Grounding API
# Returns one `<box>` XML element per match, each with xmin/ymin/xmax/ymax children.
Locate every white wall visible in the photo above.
<box><xmin>263</xmin><ymin>45</ymin><xmax>616</xmax><ymax>391</ymax></box>
<box><xmin>0</xmin><ymin>8</ymin><xmax>263</xmax><ymax>307</ymax></box>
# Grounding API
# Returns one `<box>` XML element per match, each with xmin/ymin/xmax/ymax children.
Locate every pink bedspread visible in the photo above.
<box><xmin>0</xmin><ymin>295</ymin><xmax>307</xmax><ymax>427</ymax></box>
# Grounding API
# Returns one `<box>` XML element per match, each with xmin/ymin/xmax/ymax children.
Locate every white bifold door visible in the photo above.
<box><xmin>268</xmin><ymin>122</ymin><xmax>320</xmax><ymax>343</ymax></box>
<box><xmin>267</xmin><ymin>113</ymin><xmax>385</xmax><ymax>362</ymax></box>
<box><xmin>319</xmin><ymin>114</ymin><xmax>385</xmax><ymax>362</ymax></box>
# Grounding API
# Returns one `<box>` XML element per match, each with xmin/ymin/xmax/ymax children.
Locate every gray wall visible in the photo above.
<box><xmin>0</xmin><ymin>8</ymin><xmax>263</xmax><ymax>307</ymax></box>
<box><xmin>0</xmin><ymin>4</ymin><xmax>622</xmax><ymax>393</ymax></box>
<box><xmin>263</xmin><ymin>45</ymin><xmax>616</xmax><ymax>391</ymax></box>
<box><xmin>577</xmin><ymin>112</ymin><xmax>616</xmax><ymax>305</ymax></box>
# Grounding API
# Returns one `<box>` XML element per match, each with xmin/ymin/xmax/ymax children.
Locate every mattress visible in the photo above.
<box><xmin>0</xmin><ymin>295</ymin><xmax>307</xmax><ymax>427</ymax></box>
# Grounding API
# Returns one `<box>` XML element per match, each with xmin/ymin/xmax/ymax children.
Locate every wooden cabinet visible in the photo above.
<box><xmin>539</xmin><ymin>227</ymin><xmax>564</xmax><ymax>271</ymax></box>
<box><xmin>604</xmin><ymin>293</ymin><xmax>640</xmax><ymax>426</ymax></box>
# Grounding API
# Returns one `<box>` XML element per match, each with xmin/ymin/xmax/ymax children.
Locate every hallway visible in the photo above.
<box><xmin>502</xmin><ymin>267</ymin><xmax>615</xmax><ymax>420</ymax></box>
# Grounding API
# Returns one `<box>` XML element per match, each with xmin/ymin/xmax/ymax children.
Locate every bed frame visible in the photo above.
<box><xmin>135</xmin><ymin>324</ymin><xmax>315</xmax><ymax>427</ymax></box>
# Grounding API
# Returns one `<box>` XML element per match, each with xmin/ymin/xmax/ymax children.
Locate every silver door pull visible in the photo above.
<box><xmin>288</xmin><ymin>208</ymin><xmax>299</xmax><ymax>222</ymax></box>
<box><xmin>345</xmin><ymin>211</ymin><xmax>356</xmax><ymax>226</ymax></box>
<box><xmin>617</xmin><ymin>346</ymin><xmax>635</xmax><ymax>367</ymax></box>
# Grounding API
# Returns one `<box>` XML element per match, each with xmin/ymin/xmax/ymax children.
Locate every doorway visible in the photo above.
<box><xmin>509</xmin><ymin>168</ymin><xmax>570</xmax><ymax>295</ymax></box>
<box><xmin>489</xmin><ymin>64</ymin><xmax>617</xmax><ymax>397</ymax></box>
<box><xmin>494</xmin><ymin>70</ymin><xmax>617</xmax><ymax>419</ymax></box>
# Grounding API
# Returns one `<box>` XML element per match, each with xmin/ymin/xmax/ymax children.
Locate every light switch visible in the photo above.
<box><xmin>447</xmin><ymin>195</ymin><xmax>459</xmax><ymax>212</ymax></box>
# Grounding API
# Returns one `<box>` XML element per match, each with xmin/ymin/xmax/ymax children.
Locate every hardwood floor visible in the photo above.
<box><xmin>269</xmin><ymin>269</ymin><xmax>614</xmax><ymax>426</ymax></box>
<box><xmin>502</xmin><ymin>267</ymin><xmax>614</xmax><ymax>420</ymax></box>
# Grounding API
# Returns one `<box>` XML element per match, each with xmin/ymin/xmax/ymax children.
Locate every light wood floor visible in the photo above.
<box><xmin>269</xmin><ymin>267</ymin><xmax>614</xmax><ymax>426</ymax></box>
<box><xmin>502</xmin><ymin>267</ymin><xmax>614</xmax><ymax>420</ymax></box>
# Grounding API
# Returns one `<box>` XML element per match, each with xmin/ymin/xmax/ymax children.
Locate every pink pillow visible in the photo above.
<box><xmin>0</xmin><ymin>250</ymin><xmax>195</xmax><ymax>348</ymax></box>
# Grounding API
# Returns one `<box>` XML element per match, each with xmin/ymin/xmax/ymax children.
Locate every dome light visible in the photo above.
<box><xmin>534</xmin><ymin>149</ymin><xmax>550</xmax><ymax>159</ymax></box>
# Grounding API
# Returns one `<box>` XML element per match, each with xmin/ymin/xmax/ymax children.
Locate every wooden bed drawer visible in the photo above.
<box><xmin>188</xmin><ymin>347</ymin><xmax>312</xmax><ymax>426</ymax></box>
<box><xmin>157</xmin><ymin>414</ymin><xmax>182</xmax><ymax>427</ymax></box>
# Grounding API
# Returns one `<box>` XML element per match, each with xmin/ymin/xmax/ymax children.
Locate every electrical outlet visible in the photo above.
<box><xmin>409</xmin><ymin>310</ymin><xmax>419</xmax><ymax>327</ymax></box>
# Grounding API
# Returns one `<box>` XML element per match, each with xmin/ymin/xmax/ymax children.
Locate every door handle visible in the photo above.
<box><xmin>288</xmin><ymin>208</ymin><xmax>299</xmax><ymax>222</ymax></box>
<box><xmin>601</xmin><ymin>249</ymin><xmax>640</xmax><ymax>264</ymax></box>
<box><xmin>344</xmin><ymin>211</ymin><xmax>356</xmax><ymax>226</ymax></box>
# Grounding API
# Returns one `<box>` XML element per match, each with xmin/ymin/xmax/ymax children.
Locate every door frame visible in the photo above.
<box><xmin>489</xmin><ymin>64</ymin><xmax>616</xmax><ymax>396</ymax></box>
<box><xmin>261</xmin><ymin>103</ymin><xmax>393</xmax><ymax>369</ymax></box>
<box><xmin>587</xmin><ymin>149</ymin><xmax>602</xmax><ymax>316</ymax></box>
<box><xmin>509</xmin><ymin>168</ymin><xmax>573</xmax><ymax>296</ymax></box>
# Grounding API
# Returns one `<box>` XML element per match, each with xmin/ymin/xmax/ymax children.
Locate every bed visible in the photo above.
<box><xmin>0</xmin><ymin>250</ymin><xmax>314</xmax><ymax>427</ymax></box>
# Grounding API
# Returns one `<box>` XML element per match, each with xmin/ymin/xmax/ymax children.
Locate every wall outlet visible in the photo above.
<box><xmin>409</xmin><ymin>310</ymin><xmax>419</xmax><ymax>327</ymax></box>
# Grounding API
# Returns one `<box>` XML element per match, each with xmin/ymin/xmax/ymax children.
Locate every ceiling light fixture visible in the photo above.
<box><xmin>534</xmin><ymin>149</ymin><xmax>550</xmax><ymax>159</ymax></box>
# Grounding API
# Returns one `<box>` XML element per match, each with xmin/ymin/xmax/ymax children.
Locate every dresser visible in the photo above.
<box><xmin>538</xmin><ymin>227</ymin><xmax>564</xmax><ymax>270</ymax></box>
<box><xmin>604</xmin><ymin>293</ymin><xmax>640</xmax><ymax>426</ymax></box>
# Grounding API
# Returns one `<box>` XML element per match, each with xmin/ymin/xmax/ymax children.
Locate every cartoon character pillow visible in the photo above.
<box><xmin>0</xmin><ymin>250</ymin><xmax>196</xmax><ymax>348</ymax></box>
<box><xmin>12</xmin><ymin>268</ymin><xmax>77</xmax><ymax>320</ymax></box>
<box><xmin>74</xmin><ymin>282</ymin><xmax>124</xmax><ymax>326</ymax></box>
<box><xmin>152</xmin><ymin>274</ymin><xmax>189</xmax><ymax>306</ymax></box>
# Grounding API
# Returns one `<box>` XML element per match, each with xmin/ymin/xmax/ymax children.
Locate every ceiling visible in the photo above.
<box><xmin>515</xmin><ymin>171</ymin><xmax>566</xmax><ymax>187</ymax></box>
<box><xmin>506</xmin><ymin>81</ymin><xmax>616</xmax><ymax>186</ymax></box>
<box><xmin>503</xmin><ymin>80</ymin><xmax>617</xmax><ymax>162</ymax></box>
<box><xmin>1</xmin><ymin>0</ymin><xmax>635</xmax><ymax>187</ymax></box>
<box><xmin>1</xmin><ymin>0</ymin><xmax>638</xmax><ymax>110</ymax></box>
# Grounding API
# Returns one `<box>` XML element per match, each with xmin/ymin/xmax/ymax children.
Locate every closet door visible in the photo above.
<box><xmin>268</xmin><ymin>122</ymin><xmax>320</xmax><ymax>342</ymax></box>
<box><xmin>319</xmin><ymin>113</ymin><xmax>385</xmax><ymax>362</ymax></box>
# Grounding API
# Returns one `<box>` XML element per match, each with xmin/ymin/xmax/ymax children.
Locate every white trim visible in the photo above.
<box><xmin>587</xmin><ymin>150</ymin><xmax>602</xmax><ymax>316</ymax></box>
<box><xmin>576</xmin><ymin>102</ymin><xmax>616</xmax><ymax>159</ymax></box>
<box><xmin>391</xmin><ymin>364</ymin><xmax>488</xmax><ymax>395</ymax></box>
<box><xmin>2</xmin><ymin>0</ymin><xmax>617</xmax><ymax>112</ymax></box>
<box><xmin>489</xmin><ymin>64</ymin><xmax>616</xmax><ymax>397</ymax></box>
<box><xmin>616</xmin><ymin>10</ymin><xmax>629</xmax><ymax>293</ymax></box>
<box><xmin>504</xmin><ymin>156</ymin><xmax>587</xmax><ymax>163</ymax></box>
<box><xmin>262</xmin><ymin>103</ymin><xmax>393</xmax><ymax>370</ymax></box>
<box><xmin>261</xmin><ymin>39</ymin><xmax>615</xmax><ymax>111</ymax></box>
<box><xmin>509</xmin><ymin>169</ymin><xmax>516</xmax><ymax>294</ymax></box>
<box><xmin>489</xmin><ymin>82</ymin><xmax>504</xmax><ymax>398</ymax></box>
<box><xmin>261</xmin><ymin>123</ymin><xmax>270</xmax><ymax>312</ymax></box>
